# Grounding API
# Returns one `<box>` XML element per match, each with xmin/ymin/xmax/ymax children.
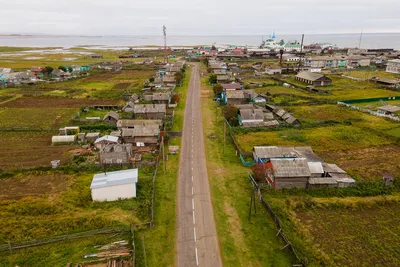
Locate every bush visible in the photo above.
<box><xmin>171</xmin><ymin>94</ymin><xmax>180</xmax><ymax>104</ymax></box>
<box><xmin>213</xmin><ymin>84</ymin><xmax>223</xmax><ymax>95</ymax></box>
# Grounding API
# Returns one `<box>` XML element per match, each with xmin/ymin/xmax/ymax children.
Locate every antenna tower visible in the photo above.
<box><xmin>163</xmin><ymin>25</ymin><xmax>167</xmax><ymax>63</ymax></box>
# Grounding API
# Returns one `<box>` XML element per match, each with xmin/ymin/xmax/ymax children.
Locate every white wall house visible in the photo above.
<box><xmin>90</xmin><ymin>169</ymin><xmax>139</xmax><ymax>202</ymax></box>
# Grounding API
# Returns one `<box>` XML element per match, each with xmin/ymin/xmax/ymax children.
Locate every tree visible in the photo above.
<box><xmin>213</xmin><ymin>84</ymin><xmax>223</xmax><ymax>95</ymax></box>
<box><xmin>175</xmin><ymin>71</ymin><xmax>184</xmax><ymax>85</ymax></box>
<box><xmin>222</xmin><ymin>105</ymin><xmax>239</xmax><ymax>126</ymax></box>
<box><xmin>149</xmin><ymin>77</ymin><xmax>155</xmax><ymax>82</ymax></box>
<box><xmin>279</xmin><ymin>39</ymin><xmax>285</xmax><ymax>46</ymax></box>
<box><xmin>211</xmin><ymin>45</ymin><xmax>216</xmax><ymax>50</ymax></box>
<box><xmin>252</xmin><ymin>163</ymin><xmax>269</xmax><ymax>182</ymax></box>
<box><xmin>209</xmin><ymin>74</ymin><xmax>217</xmax><ymax>85</ymax></box>
<box><xmin>44</xmin><ymin>66</ymin><xmax>53</xmax><ymax>75</ymax></box>
<box><xmin>171</xmin><ymin>94</ymin><xmax>180</xmax><ymax>104</ymax></box>
<box><xmin>68</xmin><ymin>66</ymin><xmax>73</xmax><ymax>73</ymax></box>
<box><xmin>58</xmin><ymin>66</ymin><xmax>67</xmax><ymax>72</ymax></box>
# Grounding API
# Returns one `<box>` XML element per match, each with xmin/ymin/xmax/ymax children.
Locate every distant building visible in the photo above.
<box><xmin>90</xmin><ymin>169</ymin><xmax>138</xmax><ymax>202</ymax></box>
<box><xmin>295</xmin><ymin>72</ymin><xmax>332</xmax><ymax>86</ymax></box>
<box><xmin>99</xmin><ymin>143</ymin><xmax>133</xmax><ymax>164</ymax></box>
<box><xmin>386</xmin><ymin>59</ymin><xmax>400</xmax><ymax>74</ymax></box>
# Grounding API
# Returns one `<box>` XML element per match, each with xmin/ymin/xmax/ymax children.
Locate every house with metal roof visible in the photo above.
<box><xmin>295</xmin><ymin>72</ymin><xmax>332</xmax><ymax>86</ymax></box>
<box><xmin>94</xmin><ymin>135</ymin><xmax>119</xmax><ymax>149</ymax></box>
<box><xmin>90</xmin><ymin>169</ymin><xmax>138</xmax><ymax>202</ymax></box>
<box><xmin>222</xmin><ymin>90</ymin><xmax>257</xmax><ymax>105</ymax></box>
<box><xmin>253</xmin><ymin>146</ymin><xmax>323</xmax><ymax>163</ymax></box>
<box><xmin>117</xmin><ymin>119</ymin><xmax>162</xmax><ymax>129</ymax></box>
<box><xmin>221</xmin><ymin>83</ymin><xmax>243</xmax><ymax>91</ymax></box>
<box><xmin>377</xmin><ymin>105</ymin><xmax>400</xmax><ymax>116</ymax></box>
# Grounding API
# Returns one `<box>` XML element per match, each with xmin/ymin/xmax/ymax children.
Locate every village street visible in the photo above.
<box><xmin>176</xmin><ymin>64</ymin><xmax>223</xmax><ymax>267</ymax></box>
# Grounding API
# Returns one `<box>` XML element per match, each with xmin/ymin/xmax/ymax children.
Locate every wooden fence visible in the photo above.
<box><xmin>248</xmin><ymin>174</ymin><xmax>306</xmax><ymax>266</ymax></box>
<box><xmin>0</xmin><ymin>228</ymin><xmax>127</xmax><ymax>252</ymax></box>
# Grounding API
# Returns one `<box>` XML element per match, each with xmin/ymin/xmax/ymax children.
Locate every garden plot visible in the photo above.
<box><xmin>0</xmin><ymin>132</ymin><xmax>76</xmax><ymax>168</ymax></box>
<box><xmin>295</xmin><ymin>202</ymin><xmax>400</xmax><ymax>266</ymax></box>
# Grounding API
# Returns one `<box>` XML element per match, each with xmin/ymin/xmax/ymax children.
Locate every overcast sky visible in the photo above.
<box><xmin>0</xmin><ymin>0</ymin><xmax>399</xmax><ymax>35</ymax></box>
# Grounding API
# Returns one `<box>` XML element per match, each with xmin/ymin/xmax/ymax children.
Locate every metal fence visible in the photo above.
<box><xmin>338</xmin><ymin>101</ymin><xmax>400</xmax><ymax>122</ymax></box>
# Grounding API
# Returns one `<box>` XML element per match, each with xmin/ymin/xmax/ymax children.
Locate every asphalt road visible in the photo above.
<box><xmin>176</xmin><ymin>64</ymin><xmax>223</xmax><ymax>267</ymax></box>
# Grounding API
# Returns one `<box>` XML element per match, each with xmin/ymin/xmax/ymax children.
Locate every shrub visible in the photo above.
<box><xmin>213</xmin><ymin>84</ymin><xmax>223</xmax><ymax>95</ymax></box>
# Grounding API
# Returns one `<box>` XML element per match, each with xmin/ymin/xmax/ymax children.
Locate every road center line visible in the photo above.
<box><xmin>195</xmin><ymin>247</ymin><xmax>199</xmax><ymax>266</ymax></box>
<box><xmin>193</xmin><ymin>210</ymin><xmax>196</xmax><ymax>224</ymax></box>
<box><xmin>192</xmin><ymin>198</ymin><xmax>195</xmax><ymax>210</ymax></box>
<box><xmin>194</xmin><ymin>227</ymin><xmax>197</xmax><ymax>241</ymax></box>
<box><xmin>192</xmin><ymin>186</ymin><xmax>194</xmax><ymax>195</ymax></box>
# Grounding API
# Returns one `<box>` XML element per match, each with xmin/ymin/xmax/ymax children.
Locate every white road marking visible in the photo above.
<box><xmin>192</xmin><ymin>198</ymin><xmax>195</xmax><ymax>210</ymax></box>
<box><xmin>194</xmin><ymin>227</ymin><xmax>197</xmax><ymax>241</ymax></box>
<box><xmin>192</xmin><ymin>186</ymin><xmax>194</xmax><ymax>195</ymax></box>
<box><xmin>192</xmin><ymin>167</ymin><xmax>194</xmax><ymax>171</ymax></box>
<box><xmin>193</xmin><ymin>210</ymin><xmax>196</xmax><ymax>224</ymax></box>
<box><xmin>195</xmin><ymin>247</ymin><xmax>199</xmax><ymax>266</ymax></box>
<box><xmin>192</xmin><ymin>175</ymin><xmax>194</xmax><ymax>181</ymax></box>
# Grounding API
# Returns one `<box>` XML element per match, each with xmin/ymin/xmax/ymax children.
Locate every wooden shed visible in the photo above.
<box><xmin>265</xmin><ymin>158</ymin><xmax>311</xmax><ymax>189</ymax></box>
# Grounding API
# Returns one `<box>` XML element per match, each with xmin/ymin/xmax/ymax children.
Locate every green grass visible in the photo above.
<box><xmin>0</xmin><ymin>108</ymin><xmax>77</xmax><ymax>129</ymax></box>
<box><xmin>200</xmin><ymin>66</ymin><xmax>296</xmax><ymax>266</ymax></box>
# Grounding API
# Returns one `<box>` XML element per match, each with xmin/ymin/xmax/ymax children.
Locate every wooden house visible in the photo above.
<box><xmin>99</xmin><ymin>144</ymin><xmax>133</xmax><ymax>165</ymax></box>
<box><xmin>295</xmin><ymin>72</ymin><xmax>332</xmax><ymax>86</ymax></box>
<box><xmin>265</xmin><ymin>158</ymin><xmax>311</xmax><ymax>189</ymax></box>
<box><xmin>103</xmin><ymin>111</ymin><xmax>120</xmax><ymax>126</ymax></box>
<box><xmin>133</xmin><ymin>104</ymin><xmax>167</xmax><ymax>119</ymax></box>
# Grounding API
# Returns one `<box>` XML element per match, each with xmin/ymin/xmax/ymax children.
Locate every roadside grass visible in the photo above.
<box><xmin>0</xmin><ymin>232</ymin><xmax>131</xmax><ymax>267</ymax></box>
<box><xmin>201</xmin><ymin>71</ymin><xmax>296</xmax><ymax>266</ymax></box>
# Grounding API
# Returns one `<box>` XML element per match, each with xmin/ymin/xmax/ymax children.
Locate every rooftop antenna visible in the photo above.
<box><xmin>163</xmin><ymin>25</ymin><xmax>168</xmax><ymax>63</ymax></box>
<box><xmin>358</xmin><ymin>31</ymin><xmax>363</xmax><ymax>49</ymax></box>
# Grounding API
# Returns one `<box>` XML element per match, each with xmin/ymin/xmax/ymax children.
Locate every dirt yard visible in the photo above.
<box><xmin>0</xmin><ymin>132</ymin><xmax>83</xmax><ymax>169</ymax></box>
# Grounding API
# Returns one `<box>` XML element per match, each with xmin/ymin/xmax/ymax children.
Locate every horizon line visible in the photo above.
<box><xmin>1</xmin><ymin>32</ymin><xmax>400</xmax><ymax>37</ymax></box>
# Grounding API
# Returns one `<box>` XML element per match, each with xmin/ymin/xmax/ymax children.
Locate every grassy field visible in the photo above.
<box><xmin>0</xmin><ymin>168</ymin><xmax>153</xmax><ymax>242</ymax></box>
<box><xmin>200</xmin><ymin>66</ymin><xmax>297</xmax><ymax>266</ymax></box>
<box><xmin>261</xmin><ymin>194</ymin><xmax>400</xmax><ymax>267</ymax></box>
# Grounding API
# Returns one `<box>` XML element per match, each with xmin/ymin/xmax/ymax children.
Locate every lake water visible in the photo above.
<box><xmin>1</xmin><ymin>33</ymin><xmax>400</xmax><ymax>49</ymax></box>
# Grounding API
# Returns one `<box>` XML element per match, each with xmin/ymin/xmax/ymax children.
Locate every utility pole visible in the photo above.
<box><xmin>162</xmin><ymin>136</ymin><xmax>166</xmax><ymax>174</ymax></box>
<box><xmin>163</xmin><ymin>25</ymin><xmax>168</xmax><ymax>64</ymax></box>
<box><xmin>358</xmin><ymin>31</ymin><xmax>363</xmax><ymax>49</ymax></box>
<box><xmin>298</xmin><ymin>34</ymin><xmax>305</xmax><ymax>72</ymax></box>
<box><xmin>223</xmin><ymin>121</ymin><xmax>226</xmax><ymax>154</ymax></box>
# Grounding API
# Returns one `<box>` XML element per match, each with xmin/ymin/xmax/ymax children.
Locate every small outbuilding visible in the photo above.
<box><xmin>265</xmin><ymin>158</ymin><xmax>311</xmax><ymax>189</ymax></box>
<box><xmin>90</xmin><ymin>169</ymin><xmax>139</xmax><ymax>202</ymax></box>
<box><xmin>52</xmin><ymin>135</ymin><xmax>76</xmax><ymax>144</ymax></box>
<box><xmin>377</xmin><ymin>105</ymin><xmax>400</xmax><ymax>116</ymax></box>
